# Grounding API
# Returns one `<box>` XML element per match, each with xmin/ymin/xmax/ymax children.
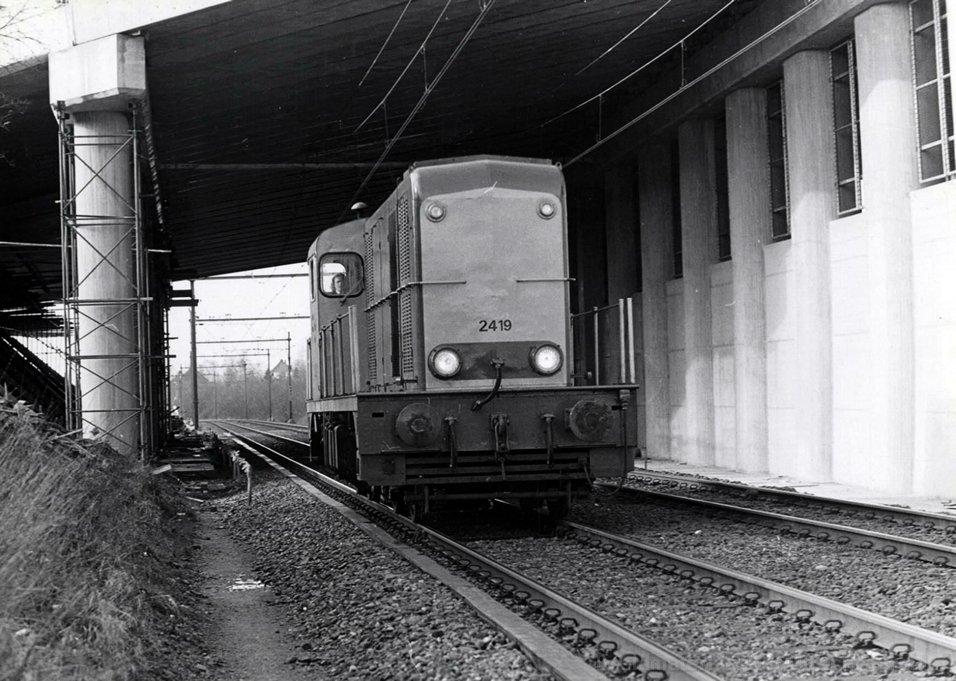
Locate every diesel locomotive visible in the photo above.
<box><xmin>306</xmin><ymin>156</ymin><xmax>636</xmax><ymax>518</ymax></box>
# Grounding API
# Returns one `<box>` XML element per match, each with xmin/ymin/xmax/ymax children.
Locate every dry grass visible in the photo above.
<box><xmin>0</xmin><ymin>412</ymin><xmax>192</xmax><ymax>681</ymax></box>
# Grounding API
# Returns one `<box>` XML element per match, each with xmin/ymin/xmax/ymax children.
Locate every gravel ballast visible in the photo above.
<box><xmin>218</xmin><ymin>471</ymin><xmax>554</xmax><ymax>681</ymax></box>
<box><xmin>464</xmin><ymin>534</ymin><xmax>929</xmax><ymax>680</ymax></box>
<box><xmin>621</xmin><ymin>475</ymin><xmax>956</xmax><ymax>546</ymax></box>
<box><xmin>568</xmin><ymin>495</ymin><xmax>956</xmax><ymax>639</ymax></box>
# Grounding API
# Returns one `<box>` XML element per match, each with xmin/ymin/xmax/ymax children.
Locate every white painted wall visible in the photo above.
<box><xmin>912</xmin><ymin>181</ymin><xmax>956</xmax><ymax>497</ymax></box>
<box><xmin>828</xmin><ymin>212</ymin><xmax>872</xmax><ymax>488</ymax></box>
<box><xmin>666</xmin><ymin>279</ymin><xmax>686</xmax><ymax>457</ymax></box>
<box><xmin>763</xmin><ymin>240</ymin><xmax>798</xmax><ymax>477</ymax></box>
<box><xmin>710</xmin><ymin>261</ymin><xmax>736</xmax><ymax>469</ymax></box>
<box><xmin>653</xmin><ymin>182</ymin><xmax>955</xmax><ymax>497</ymax></box>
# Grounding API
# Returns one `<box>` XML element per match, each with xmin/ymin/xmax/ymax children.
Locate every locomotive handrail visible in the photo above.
<box><xmin>364</xmin><ymin>279</ymin><xmax>467</xmax><ymax>312</ymax></box>
<box><xmin>570</xmin><ymin>297</ymin><xmax>638</xmax><ymax>384</ymax></box>
<box><xmin>569</xmin><ymin>302</ymin><xmax>619</xmax><ymax>318</ymax></box>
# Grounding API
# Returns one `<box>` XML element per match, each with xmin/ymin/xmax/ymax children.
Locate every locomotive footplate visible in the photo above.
<box><xmin>349</xmin><ymin>385</ymin><xmax>637</xmax><ymax>496</ymax></box>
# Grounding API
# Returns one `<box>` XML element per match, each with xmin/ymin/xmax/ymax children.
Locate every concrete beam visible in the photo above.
<box><xmin>49</xmin><ymin>34</ymin><xmax>145</xmax><ymax>112</ymax></box>
<box><xmin>589</xmin><ymin>0</ymin><xmax>886</xmax><ymax>167</ymax></box>
<box><xmin>68</xmin><ymin>0</ymin><xmax>230</xmax><ymax>45</ymax></box>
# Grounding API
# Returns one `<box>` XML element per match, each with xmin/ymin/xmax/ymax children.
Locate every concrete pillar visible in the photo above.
<box><xmin>50</xmin><ymin>35</ymin><xmax>146</xmax><ymax>455</ymax></box>
<box><xmin>678</xmin><ymin>120</ymin><xmax>717</xmax><ymax>466</ymax></box>
<box><xmin>855</xmin><ymin>4</ymin><xmax>919</xmax><ymax>493</ymax></box>
<box><xmin>638</xmin><ymin>145</ymin><xmax>673</xmax><ymax>461</ymax></box>
<box><xmin>784</xmin><ymin>51</ymin><xmax>836</xmax><ymax>481</ymax></box>
<box><xmin>73</xmin><ymin>111</ymin><xmax>138</xmax><ymax>449</ymax></box>
<box><xmin>725</xmin><ymin>89</ymin><xmax>770</xmax><ymax>472</ymax></box>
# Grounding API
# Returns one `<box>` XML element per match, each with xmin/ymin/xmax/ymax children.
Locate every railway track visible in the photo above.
<box><xmin>552</xmin><ymin>520</ymin><xmax>956</xmax><ymax>671</ymax></box>
<box><xmin>207</xmin><ymin>420</ymin><xmax>721</xmax><ymax>680</ymax></box>
<box><xmin>599</xmin><ymin>482</ymin><xmax>956</xmax><ymax>567</ymax></box>
<box><xmin>622</xmin><ymin>470</ymin><xmax>956</xmax><ymax>541</ymax></box>
<box><xmin>206</xmin><ymin>419</ymin><xmax>956</xmax><ymax>678</ymax></box>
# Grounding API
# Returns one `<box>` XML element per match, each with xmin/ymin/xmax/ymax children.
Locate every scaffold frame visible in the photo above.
<box><xmin>57</xmin><ymin>107</ymin><xmax>154</xmax><ymax>459</ymax></box>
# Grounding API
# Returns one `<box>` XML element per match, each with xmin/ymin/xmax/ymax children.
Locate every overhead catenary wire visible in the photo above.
<box><xmin>575</xmin><ymin>0</ymin><xmax>672</xmax><ymax>76</ymax></box>
<box><xmin>341</xmin><ymin>0</ymin><xmax>497</xmax><ymax>222</ymax></box>
<box><xmin>545</xmin><ymin>0</ymin><xmax>735</xmax><ymax>128</ymax></box>
<box><xmin>354</xmin><ymin>0</ymin><xmax>454</xmax><ymax>133</ymax></box>
<box><xmin>565</xmin><ymin>0</ymin><xmax>822</xmax><ymax>167</ymax></box>
<box><xmin>359</xmin><ymin>0</ymin><xmax>415</xmax><ymax>88</ymax></box>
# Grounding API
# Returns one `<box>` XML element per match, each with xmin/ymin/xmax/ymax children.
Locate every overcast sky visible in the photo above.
<box><xmin>168</xmin><ymin>262</ymin><xmax>311</xmax><ymax>378</ymax></box>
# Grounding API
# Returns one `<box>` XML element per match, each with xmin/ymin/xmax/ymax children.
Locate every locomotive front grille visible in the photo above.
<box><xmin>403</xmin><ymin>450</ymin><xmax>588</xmax><ymax>485</ymax></box>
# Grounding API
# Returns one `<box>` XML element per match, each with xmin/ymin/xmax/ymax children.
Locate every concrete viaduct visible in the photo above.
<box><xmin>0</xmin><ymin>0</ymin><xmax>953</xmax><ymax>497</ymax></box>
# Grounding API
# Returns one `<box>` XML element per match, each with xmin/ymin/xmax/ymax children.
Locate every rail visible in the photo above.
<box><xmin>212</xmin><ymin>422</ymin><xmax>721</xmax><ymax>681</ymax></box>
<box><xmin>560</xmin><ymin>520</ymin><xmax>956</xmax><ymax>671</ymax></box>
<box><xmin>608</xmin><ymin>484</ymin><xmax>956</xmax><ymax>567</ymax></box>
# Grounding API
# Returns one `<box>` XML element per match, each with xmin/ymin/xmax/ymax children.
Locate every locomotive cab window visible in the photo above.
<box><xmin>319</xmin><ymin>252</ymin><xmax>364</xmax><ymax>298</ymax></box>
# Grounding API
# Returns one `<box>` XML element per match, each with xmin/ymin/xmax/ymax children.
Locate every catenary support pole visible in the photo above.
<box><xmin>190</xmin><ymin>280</ymin><xmax>199</xmax><ymax>429</ymax></box>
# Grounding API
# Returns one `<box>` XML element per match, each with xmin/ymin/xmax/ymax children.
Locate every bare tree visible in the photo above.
<box><xmin>0</xmin><ymin>1</ymin><xmax>60</xmax><ymax>165</ymax></box>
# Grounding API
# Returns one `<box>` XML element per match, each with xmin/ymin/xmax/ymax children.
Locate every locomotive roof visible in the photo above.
<box><xmin>404</xmin><ymin>155</ymin><xmax>555</xmax><ymax>178</ymax></box>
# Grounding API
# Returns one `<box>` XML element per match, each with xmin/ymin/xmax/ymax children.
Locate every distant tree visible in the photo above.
<box><xmin>0</xmin><ymin>1</ymin><xmax>59</xmax><ymax>165</ymax></box>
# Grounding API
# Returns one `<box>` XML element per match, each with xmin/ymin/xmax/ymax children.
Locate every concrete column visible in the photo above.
<box><xmin>678</xmin><ymin>120</ymin><xmax>717</xmax><ymax>466</ymax></box>
<box><xmin>855</xmin><ymin>4</ymin><xmax>919</xmax><ymax>493</ymax></box>
<box><xmin>73</xmin><ymin>111</ymin><xmax>138</xmax><ymax>449</ymax></box>
<box><xmin>784</xmin><ymin>51</ymin><xmax>836</xmax><ymax>481</ymax></box>
<box><xmin>725</xmin><ymin>89</ymin><xmax>770</xmax><ymax>473</ymax></box>
<box><xmin>50</xmin><ymin>35</ymin><xmax>146</xmax><ymax>455</ymax></box>
<box><xmin>638</xmin><ymin>144</ymin><xmax>673</xmax><ymax>461</ymax></box>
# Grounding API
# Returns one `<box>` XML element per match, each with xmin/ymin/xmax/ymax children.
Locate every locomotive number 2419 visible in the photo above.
<box><xmin>478</xmin><ymin>319</ymin><xmax>512</xmax><ymax>332</ymax></box>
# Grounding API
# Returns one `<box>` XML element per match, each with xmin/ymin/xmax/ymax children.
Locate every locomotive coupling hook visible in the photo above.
<box><xmin>471</xmin><ymin>358</ymin><xmax>504</xmax><ymax>411</ymax></box>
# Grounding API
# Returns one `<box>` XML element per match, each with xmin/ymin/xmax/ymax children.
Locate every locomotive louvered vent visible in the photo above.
<box><xmin>397</xmin><ymin>195</ymin><xmax>414</xmax><ymax>378</ymax></box>
<box><xmin>364</xmin><ymin>229</ymin><xmax>377</xmax><ymax>385</ymax></box>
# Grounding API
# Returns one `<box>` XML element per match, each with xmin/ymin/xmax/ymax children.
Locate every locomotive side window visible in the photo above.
<box><xmin>319</xmin><ymin>252</ymin><xmax>364</xmax><ymax>298</ymax></box>
<box><xmin>308</xmin><ymin>257</ymin><xmax>316</xmax><ymax>301</ymax></box>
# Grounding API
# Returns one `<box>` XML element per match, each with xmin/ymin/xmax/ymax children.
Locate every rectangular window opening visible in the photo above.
<box><xmin>831</xmin><ymin>39</ymin><xmax>863</xmax><ymax>215</ymax></box>
<box><xmin>910</xmin><ymin>0</ymin><xmax>955</xmax><ymax>183</ymax></box>
<box><xmin>767</xmin><ymin>81</ymin><xmax>791</xmax><ymax>240</ymax></box>
<box><xmin>670</xmin><ymin>137</ymin><xmax>683</xmax><ymax>278</ymax></box>
<box><xmin>715</xmin><ymin>115</ymin><xmax>731</xmax><ymax>261</ymax></box>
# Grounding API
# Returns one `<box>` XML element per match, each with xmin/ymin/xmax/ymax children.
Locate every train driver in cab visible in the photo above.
<box><xmin>331</xmin><ymin>273</ymin><xmax>347</xmax><ymax>296</ymax></box>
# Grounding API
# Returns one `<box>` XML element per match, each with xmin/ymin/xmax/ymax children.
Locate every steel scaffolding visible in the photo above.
<box><xmin>57</xmin><ymin>107</ymin><xmax>154</xmax><ymax>458</ymax></box>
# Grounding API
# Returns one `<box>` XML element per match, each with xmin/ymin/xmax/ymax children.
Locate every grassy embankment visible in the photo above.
<box><xmin>0</xmin><ymin>410</ymin><xmax>194</xmax><ymax>681</ymax></box>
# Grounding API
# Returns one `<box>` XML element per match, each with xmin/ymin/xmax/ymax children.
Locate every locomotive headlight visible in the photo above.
<box><xmin>537</xmin><ymin>199</ymin><xmax>556</xmax><ymax>219</ymax></box>
<box><xmin>425</xmin><ymin>201</ymin><xmax>446</xmax><ymax>222</ymax></box>
<box><xmin>530</xmin><ymin>344</ymin><xmax>563</xmax><ymax>375</ymax></box>
<box><xmin>429</xmin><ymin>347</ymin><xmax>461</xmax><ymax>378</ymax></box>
